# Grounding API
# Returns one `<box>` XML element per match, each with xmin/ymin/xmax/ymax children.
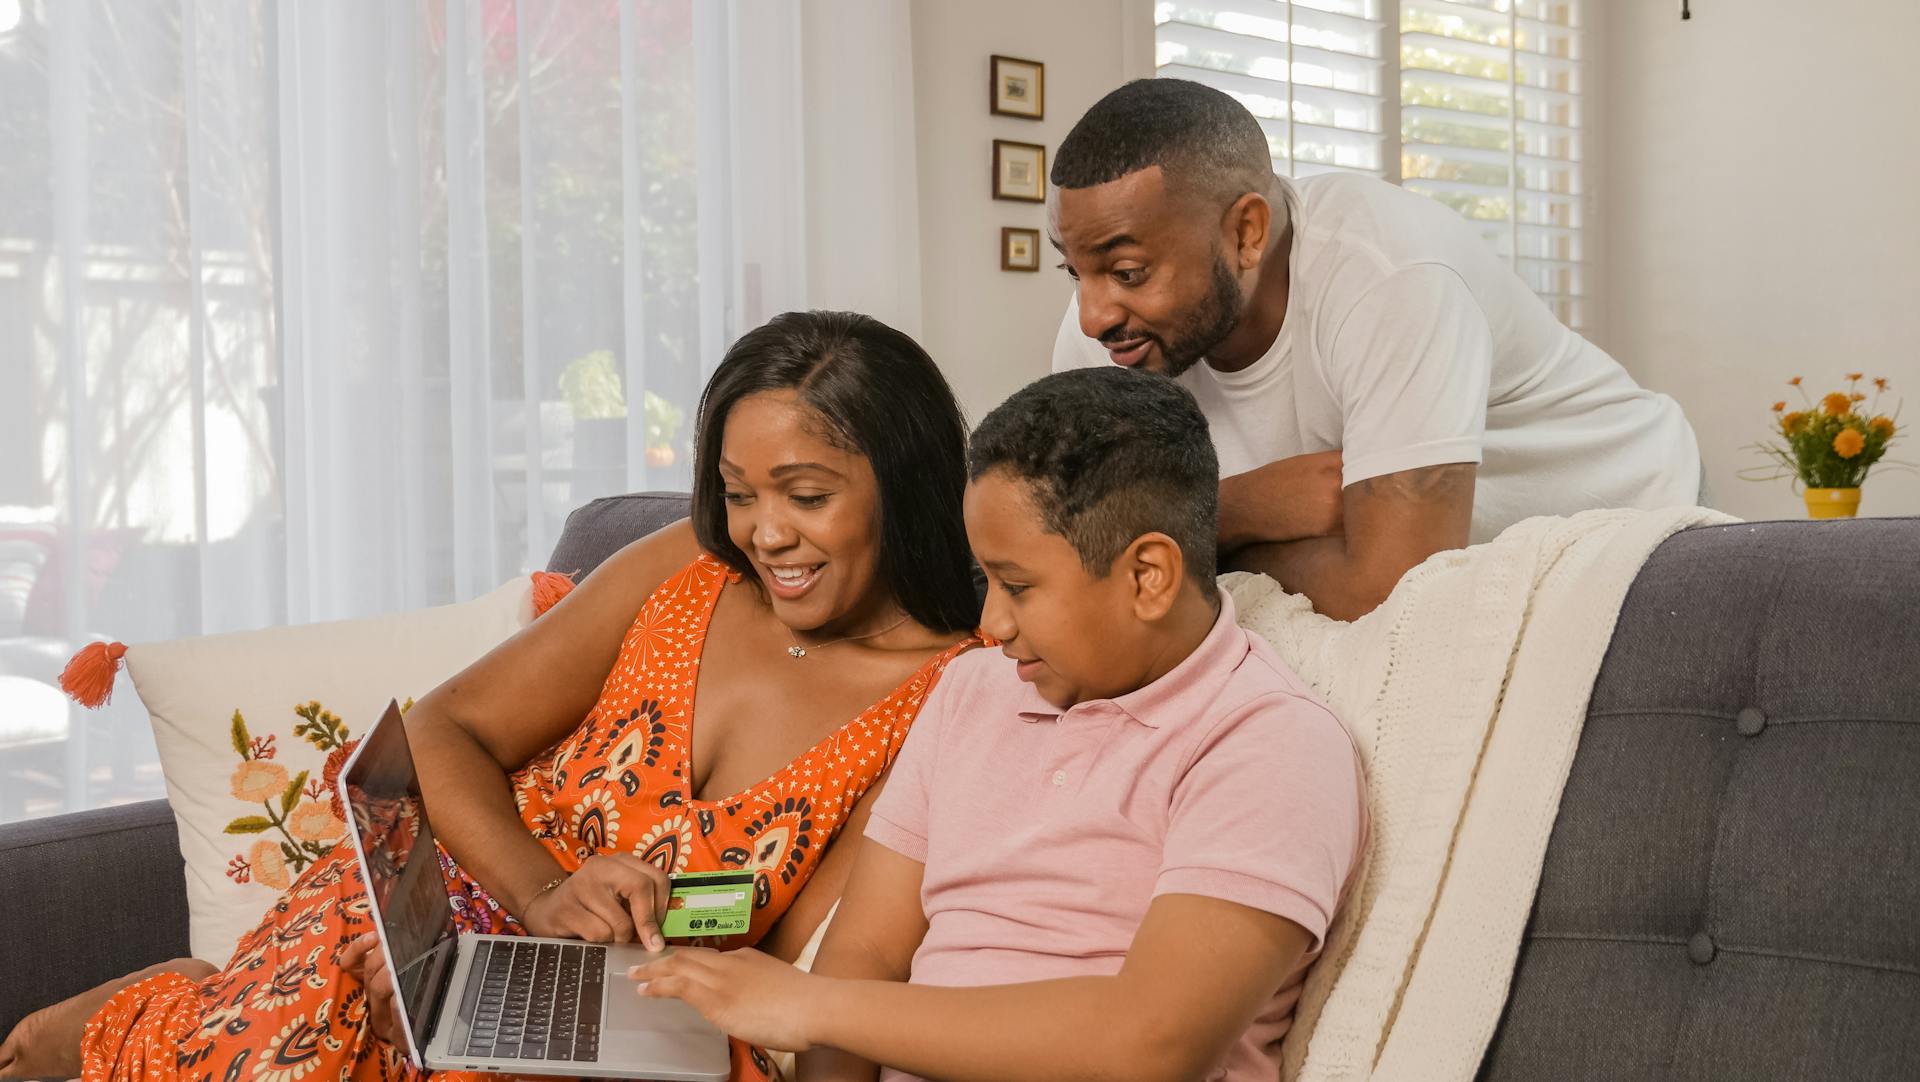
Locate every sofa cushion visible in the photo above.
<box><xmin>545</xmin><ymin>492</ymin><xmax>692</xmax><ymax>579</ymax></box>
<box><xmin>0</xmin><ymin>800</ymin><xmax>189</xmax><ymax>1040</ymax></box>
<box><xmin>1481</xmin><ymin>518</ymin><xmax>1920</xmax><ymax>1081</ymax></box>
<box><xmin>126</xmin><ymin>577</ymin><xmax>536</xmax><ymax>963</ymax></box>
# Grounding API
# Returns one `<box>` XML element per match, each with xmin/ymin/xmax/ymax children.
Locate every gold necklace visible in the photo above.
<box><xmin>787</xmin><ymin>612</ymin><xmax>912</xmax><ymax>659</ymax></box>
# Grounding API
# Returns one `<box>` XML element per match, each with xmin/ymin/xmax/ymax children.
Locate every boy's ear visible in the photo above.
<box><xmin>1123</xmin><ymin>533</ymin><xmax>1186</xmax><ymax>621</ymax></box>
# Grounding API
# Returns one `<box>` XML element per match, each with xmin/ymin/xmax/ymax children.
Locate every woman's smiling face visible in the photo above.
<box><xmin>718</xmin><ymin>389</ymin><xmax>889</xmax><ymax>635</ymax></box>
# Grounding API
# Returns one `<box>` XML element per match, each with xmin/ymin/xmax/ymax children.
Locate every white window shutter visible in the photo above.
<box><xmin>1154</xmin><ymin>1</ymin><xmax>1390</xmax><ymax>178</ymax></box>
<box><xmin>1155</xmin><ymin>0</ymin><xmax>1586</xmax><ymax>330</ymax></box>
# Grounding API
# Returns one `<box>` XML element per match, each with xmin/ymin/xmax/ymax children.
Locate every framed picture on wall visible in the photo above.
<box><xmin>1001</xmin><ymin>227</ymin><xmax>1041</xmax><ymax>272</ymax></box>
<box><xmin>993</xmin><ymin>140</ymin><xmax>1046</xmax><ymax>203</ymax></box>
<box><xmin>990</xmin><ymin>55</ymin><xmax>1045</xmax><ymax>119</ymax></box>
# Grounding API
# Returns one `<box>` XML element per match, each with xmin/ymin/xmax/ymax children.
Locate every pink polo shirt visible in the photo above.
<box><xmin>865</xmin><ymin>590</ymin><xmax>1366</xmax><ymax>1082</ymax></box>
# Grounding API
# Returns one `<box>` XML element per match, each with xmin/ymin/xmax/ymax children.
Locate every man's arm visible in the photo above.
<box><xmin>638</xmin><ymin>894</ymin><xmax>1312</xmax><ymax>1082</ymax></box>
<box><xmin>1226</xmin><ymin>462</ymin><xmax>1475</xmax><ymax>621</ymax></box>
<box><xmin>1218</xmin><ymin>451</ymin><xmax>1346</xmax><ymax>549</ymax></box>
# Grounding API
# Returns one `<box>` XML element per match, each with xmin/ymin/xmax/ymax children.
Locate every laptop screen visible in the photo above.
<box><xmin>339</xmin><ymin>702</ymin><xmax>458</xmax><ymax>1059</ymax></box>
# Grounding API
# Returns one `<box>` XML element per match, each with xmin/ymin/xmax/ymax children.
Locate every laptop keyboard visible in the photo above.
<box><xmin>449</xmin><ymin>940</ymin><xmax>605</xmax><ymax>1062</ymax></box>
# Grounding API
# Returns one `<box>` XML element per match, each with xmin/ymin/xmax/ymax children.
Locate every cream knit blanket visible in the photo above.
<box><xmin>1224</xmin><ymin>507</ymin><xmax>1735</xmax><ymax>1082</ymax></box>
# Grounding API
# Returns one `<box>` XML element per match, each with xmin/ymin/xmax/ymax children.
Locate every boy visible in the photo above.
<box><xmin>635</xmin><ymin>368</ymin><xmax>1366</xmax><ymax>1082</ymax></box>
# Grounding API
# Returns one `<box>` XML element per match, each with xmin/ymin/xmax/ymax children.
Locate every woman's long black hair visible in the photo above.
<box><xmin>690</xmin><ymin>310</ymin><xmax>980</xmax><ymax>634</ymax></box>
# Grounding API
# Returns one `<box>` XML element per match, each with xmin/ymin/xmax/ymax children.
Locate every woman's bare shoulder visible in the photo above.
<box><xmin>577</xmin><ymin>517</ymin><xmax>707</xmax><ymax>599</ymax></box>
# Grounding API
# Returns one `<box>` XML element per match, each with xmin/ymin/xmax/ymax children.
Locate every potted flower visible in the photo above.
<box><xmin>1750</xmin><ymin>374</ymin><xmax>1901</xmax><ymax>518</ymax></box>
<box><xmin>558</xmin><ymin>350</ymin><xmax>685</xmax><ymax>469</ymax></box>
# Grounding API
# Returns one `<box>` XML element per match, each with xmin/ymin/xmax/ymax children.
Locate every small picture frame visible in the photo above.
<box><xmin>1001</xmin><ymin>227</ymin><xmax>1041</xmax><ymax>272</ymax></box>
<box><xmin>990</xmin><ymin>55</ymin><xmax>1045</xmax><ymax>119</ymax></box>
<box><xmin>992</xmin><ymin>140</ymin><xmax>1047</xmax><ymax>203</ymax></box>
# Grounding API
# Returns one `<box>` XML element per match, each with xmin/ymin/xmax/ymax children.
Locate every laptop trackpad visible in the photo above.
<box><xmin>601</xmin><ymin>944</ymin><xmax>730</xmax><ymax>1046</ymax></box>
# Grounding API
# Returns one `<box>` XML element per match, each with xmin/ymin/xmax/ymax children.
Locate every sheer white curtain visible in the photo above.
<box><xmin>0</xmin><ymin>0</ymin><xmax>822</xmax><ymax>823</ymax></box>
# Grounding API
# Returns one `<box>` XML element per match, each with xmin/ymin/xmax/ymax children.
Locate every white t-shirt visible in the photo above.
<box><xmin>1052</xmin><ymin>173</ymin><xmax>1701</xmax><ymax>543</ymax></box>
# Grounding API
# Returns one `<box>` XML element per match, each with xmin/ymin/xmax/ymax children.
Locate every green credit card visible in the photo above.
<box><xmin>661</xmin><ymin>870</ymin><xmax>754</xmax><ymax>938</ymax></box>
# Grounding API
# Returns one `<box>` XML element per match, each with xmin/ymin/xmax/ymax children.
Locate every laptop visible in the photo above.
<box><xmin>337</xmin><ymin>700</ymin><xmax>730</xmax><ymax>1080</ymax></box>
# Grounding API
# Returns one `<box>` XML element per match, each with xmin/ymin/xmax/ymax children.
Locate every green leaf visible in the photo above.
<box><xmin>230</xmin><ymin>711</ymin><xmax>251</xmax><ymax>759</ymax></box>
<box><xmin>281</xmin><ymin>771</ymin><xmax>310</xmax><ymax>814</ymax></box>
<box><xmin>224</xmin><ymin>816</ymin><xmax>274</xmax><ymax>834</ymax></box>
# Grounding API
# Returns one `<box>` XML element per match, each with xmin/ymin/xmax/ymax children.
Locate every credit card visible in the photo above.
<box><xmin>661</xmin><ymin>870</ymin><xmax>754</xmax><ymax>938</ymax></box>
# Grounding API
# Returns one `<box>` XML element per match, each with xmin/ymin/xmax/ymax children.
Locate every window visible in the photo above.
<box><xmin>1156</xmin><ymin>1</ymin><xmax>1391</xmax><ymax>178</ymax></box>
<box><xmin>0</xmin><ymin>0</ymin><xmax>795</xmax><ymax>825</ymax></box>
<box><xmin>1154</xmin><ymin>0</ymin><xmax>1587</xmax><ymax>331</ymax></box>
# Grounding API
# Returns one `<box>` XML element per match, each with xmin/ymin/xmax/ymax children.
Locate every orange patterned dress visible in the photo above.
<box><xmin>80</xmin><ymin>554</ymin><xmax>974</xmax><ymax>1082</ymax></box>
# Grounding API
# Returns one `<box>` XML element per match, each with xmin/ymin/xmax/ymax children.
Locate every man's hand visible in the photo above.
<box><xmin>1227</xmin><ymin>462</ymin><xmax>1475</xmax><ymax>620</ymax></box>
<box><xmin>1219</xmin><ymin>451</ymin><xmax>1345</xmax><ymax>550</ymax></box>
<box><xmin>523</xmin><ymin>854</ymin><xmax>672</xmax><ymax>950</ymax></box>
<box><xmin>632</xmin><ymin>948</ymin><xmax>820</xmax><ymax>1053</ymax></box>
<box><xmin>341</xmin><ymin>933</ymin><xmax>406</xmax><ymax>1046</ymax></box>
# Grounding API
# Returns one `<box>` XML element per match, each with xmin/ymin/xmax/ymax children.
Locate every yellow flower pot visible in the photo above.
<box><xmin>1804</xmin><ymin>487</ymin><xmax>1861</xmax><ymax>519</ymax></box>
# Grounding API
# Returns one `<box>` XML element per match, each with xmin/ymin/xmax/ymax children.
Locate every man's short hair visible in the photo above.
<box><xmin>969</xmin><ymin>368</ymin><xmax>1219</xmax><ymax>585</ymax></box>
<box><xmin>1051</xmin><ymin>78</ymin><xmax>1273</xmax><ymax>209</ymax></box>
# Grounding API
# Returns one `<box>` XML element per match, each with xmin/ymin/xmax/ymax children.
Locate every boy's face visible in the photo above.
<box><xmin>964</xmin><ymin>470</ymin><xmax>1152</xmax><ymax>708</ymax></box>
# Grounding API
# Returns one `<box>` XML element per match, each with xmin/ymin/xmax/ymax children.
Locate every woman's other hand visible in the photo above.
<box><xmin>522</xmin><ymin>854</ymin><xmax>671</xmax><ymax>950</ymax></box>
<box><xmin>341</xmin><ymin>933</ymin><xmax>406</xmax><ymax>1046</ymax></box>
<box><xmin>631</xmin><ymin>948</ymin><xmax>818</xmax><ymax>1053</ymax></box>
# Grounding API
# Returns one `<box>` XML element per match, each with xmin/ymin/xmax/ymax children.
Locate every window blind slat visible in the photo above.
<box><xmin>1159</xmin><ymin>19</ymin><xmax>1385</xmax><ymax>66</ymax></box>
<box><xmin>1158</xmin><ymin>0</ymin><xmax>1582</xmax><ymax>320</ymax></box>
<box><xmin>1159</xmin><ymin>62</ymin><xmax>1386</xmax><ymax>125</ymax></box>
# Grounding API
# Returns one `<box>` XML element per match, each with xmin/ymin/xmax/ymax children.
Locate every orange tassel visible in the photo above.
<box><xmin>530</xmin><ymin>570</ymin><xmax>576</xmax><ymax>618</ymax></box>
<box><xmin>61</xmin><ymin>640</ymin><xmax>128</xmax><ymax>708</ymax></box>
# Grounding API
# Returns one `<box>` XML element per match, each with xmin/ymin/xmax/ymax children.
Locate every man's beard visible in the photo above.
<box><xmin>1158</xmin><ymin>253</ymin><xmax>1245</xmax><ymax>378</ymax></box>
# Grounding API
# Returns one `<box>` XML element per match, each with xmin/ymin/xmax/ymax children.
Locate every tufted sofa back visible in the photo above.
<box><xmin>1480</xmin><ymin>519</ymin><xmax>1920</xmax><ymax>1080</ymax></box>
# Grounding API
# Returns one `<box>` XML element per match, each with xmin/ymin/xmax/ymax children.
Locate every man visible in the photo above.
<box><xmin>1049</xmin><ymin>78</ymin><xmax>1700</xmax><ymax>620</ymax></box>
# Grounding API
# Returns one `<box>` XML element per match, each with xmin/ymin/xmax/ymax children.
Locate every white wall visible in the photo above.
<box><xmin>1598</xmin><ymin>1</ymin><xmax>1920</xmax><ymax>521</ymax></box>
<box><xmin>908</xmin><ymin>0</ymin><xmax>1153</xmax><ymax>423</ymax></box>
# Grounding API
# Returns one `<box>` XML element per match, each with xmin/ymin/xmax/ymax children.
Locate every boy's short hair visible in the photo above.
<box><xmin>969</xmin><ymin>368</ymin><xmax>1219</xmax><ymax>584</ymax></box>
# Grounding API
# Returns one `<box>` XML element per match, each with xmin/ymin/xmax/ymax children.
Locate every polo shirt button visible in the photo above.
<box><xmin>1687</xmin><ymin>931</ymin><xmax>1716</xmax><ymax>965</ymax></box>
<box><xmin>1051</xmin><ymin>770</ymin><xmax>1067</xmax><ymax>787</ymax></box>
<box><xmin>1736</xmin><ymin>706</ymin><xmax>1767</xmax><ymax>737</ymax></box>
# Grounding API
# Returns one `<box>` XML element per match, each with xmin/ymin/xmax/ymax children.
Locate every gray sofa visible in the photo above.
<box><xmin>4</xmin><ymin>494</ymin><xmax>1916</xmax><ymax>1080</ymax></box>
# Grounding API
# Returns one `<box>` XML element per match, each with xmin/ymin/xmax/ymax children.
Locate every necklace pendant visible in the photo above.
<box><xmin>787</xmin><ymin>645</ymin><xmax>807</xmax><ymax>659</ymax></box>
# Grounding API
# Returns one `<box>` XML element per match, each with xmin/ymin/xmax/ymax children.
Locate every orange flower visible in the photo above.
<box><xmin>248</xmin><ymin>839</ymin><xmax>290</xmax><ymax>890</ymax></box>
<box><xmin>1846</xmin><ymin>372</ymin><xmax>1864</xmax><ymax>382</ymax></box>
<box><xmin>231</xmin><ymin>759</ymin><xmax>290</xmax><ymax>803</ymax></box>
<box><xmin>1822</xmin><ymin>392</ymin><xmax>1853</xmax><ymax>415</ymax></box>
<box><xmin>1771</xmin><ymin>400</ymin><xmax>1786</xmax><ymax>412</ymax></box>
<box><xmin>1780</xmin><ymin>410</ymin><xmax>1807</xmax><ymax>433</ymax></box>
<box><xmin>1851</xmin><ymin>392</ymin><xmax>1867</xmax><ymax>402</ymax></box>
<box><xmin>1834</xmin><ymin>428</ymin><xmax>1866</xmax><ymax>458</ymax></box>
<box><xmin>1870</xmin><ymin>417</ymin><xmax>1896</xmax><ymax>439</ymax></box>
<box><xmin>1875</xmin><ymin>377</ymin><xmax>1890</xmax><ymax>392</ymax></box>
<box><xmin>1788</xmin><ymin>376</ymin><xmax>1803</xmax><ymax>386</ymax></box>
<box><xmin>286</xmin><ymin>800</ymin><xmax>346</xmax><ymax>845</ymax></box>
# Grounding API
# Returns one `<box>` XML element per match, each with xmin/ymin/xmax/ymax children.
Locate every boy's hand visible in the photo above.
<box><xmin>631</xmin><ymin>948</ymin><xmax>820</xmax><ymax>1052</ymax></box>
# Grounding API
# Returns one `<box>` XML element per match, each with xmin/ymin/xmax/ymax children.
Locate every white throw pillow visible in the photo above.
<box><xmin>125</xmin><ymin>578</ymin><xmax>536</xmax><ymax>963</ymax></box>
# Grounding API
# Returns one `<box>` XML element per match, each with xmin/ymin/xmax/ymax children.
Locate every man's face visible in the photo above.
<box><xmin>1049</xmin><ymin>166</ymin><xmax>1245</xmax><ymax>378</ymax></box>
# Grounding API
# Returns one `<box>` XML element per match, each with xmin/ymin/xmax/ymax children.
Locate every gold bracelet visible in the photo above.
<box><xmin>528</xmin><ymin>874</ymin><xmax>568</xmax><ymax>908</ymax></box>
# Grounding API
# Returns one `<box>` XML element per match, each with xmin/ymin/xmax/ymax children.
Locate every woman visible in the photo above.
<box><xmin>0</xmin><ymin>311</ymin><xmax>981</xmax><ymax>1082</ymax></box>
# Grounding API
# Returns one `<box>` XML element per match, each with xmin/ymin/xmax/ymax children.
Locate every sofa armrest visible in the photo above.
<box><xmin>0</xmin><ymin>799</ymin><xmax>190</xmax><ymax>1038</ymax></box>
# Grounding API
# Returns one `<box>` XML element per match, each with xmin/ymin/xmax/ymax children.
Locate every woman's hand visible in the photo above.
<box><xmin>341</xmin><ymin>933</ymin><xmax>406</xmax><ymax>1046</ymax></box>
<box><xmin>522</xmin><ymin>854</ymin><xmax>671</xmax><ymax>950</ymax></box>
<box><xmin>631</xmin><ymin>948</ymin><xmax>821</xmax><ymax>1053</ymax></box>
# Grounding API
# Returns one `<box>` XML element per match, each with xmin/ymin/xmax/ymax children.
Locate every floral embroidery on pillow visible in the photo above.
<box><xmin>221</xmin><ymin>700</ymin><xmax>404</xmax><ymax>889</ymax></box>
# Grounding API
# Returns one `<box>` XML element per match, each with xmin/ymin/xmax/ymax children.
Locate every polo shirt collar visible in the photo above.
<box><xmin>1014</xmin><ymin>588</ymin><xmax>1244</xmax><ymax>728</ymax></box>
